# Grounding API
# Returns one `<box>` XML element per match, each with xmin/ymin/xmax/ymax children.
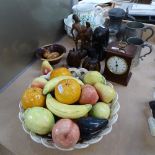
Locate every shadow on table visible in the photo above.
<box><xmin>0</xmin><ymin>144</ymin><xmax>15</xmax><ymax>155</ymax></box>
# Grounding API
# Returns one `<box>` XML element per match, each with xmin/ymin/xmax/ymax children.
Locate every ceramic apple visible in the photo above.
<box><xmin>52</xmin><ymin>119</ymin><xmax>80</xmax><ymax>149</ymax></box>
<box><xmin>90</xmin><ymin>102</ymin><xmax>110</xmax><ymax>119</ymax></box>
<box><xmin>79</xmin><ymin>84</ymin><xmax>99</xmax><ymax>105</ymax></box>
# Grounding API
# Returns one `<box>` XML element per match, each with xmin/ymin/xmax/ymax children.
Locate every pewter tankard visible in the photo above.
<box><xmin>127</xmin><ymin>37</ymin><xmax>152</xmax><ymax>67</ymax></box>
<box><xmin>125</xmin><ymin>21</ymin><xmax>154</xmax><ymax>41</ymax></box>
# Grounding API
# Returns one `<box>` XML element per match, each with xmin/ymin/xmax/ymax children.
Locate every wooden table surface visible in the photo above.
<box><xmin>0</xmin><ymin>36</ymin><xmax>155</xmax><ymax>155</ymax></box>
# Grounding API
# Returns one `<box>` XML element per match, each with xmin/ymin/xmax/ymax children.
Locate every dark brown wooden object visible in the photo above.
<box><xmin>82</xmin><ymin>57</ymin><xmax>101</xmax><ymax>72</ymax></box>
<box><xmin>103</xmin><ymin>41</ymin><xmax>137</xmax><ymax>86</ymax></box>
<box><xmin>71</xmin><ymin>14</ymin><xmax>93</xmax><ymax>51</ymax></box>
<box><xmin>66</xmin><ymin>48</ymin><xmax>81</xmax><ymax>68</ymax></box>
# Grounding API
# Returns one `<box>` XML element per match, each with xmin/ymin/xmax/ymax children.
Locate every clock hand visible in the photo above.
<box><xmin>115</xmin><ymin>60</ymin><xmax>118</xmax><ymax>66</ymax></box>
<box><xmin>115</xmin><ymin>60</ymin><xmax>118</xmax><ymax>72</ymax></box>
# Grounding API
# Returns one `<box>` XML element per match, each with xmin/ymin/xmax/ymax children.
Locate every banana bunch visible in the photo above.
<box><xmin>43</xmin><ymin>76</ymin><xmax>84</xmax><ymax>95</ymax></box>
<box><xmin>46</xmin><ymin>94</ymin><xmax>92</xmax><ymax>119</ymax></box>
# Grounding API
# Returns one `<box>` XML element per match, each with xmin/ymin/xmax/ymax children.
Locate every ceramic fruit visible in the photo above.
<box><xmin>76</xmin><ymin>117</ymin><xmax>108</xmax><ymax>131</ymax></box>
<box><xmin>50</xmin><ymin>67</ymin><xmax>72</xmax><ymax>79</ymax></box>
<box><xmin>52</xmin><ymin>119</ymin><xmax>80</xmax><ymax>149</ymax></box>
<box><xmin>46</xmin><ymin>94</ymin><xmax>92</xmax><ymax>119</ymax></box>
<box><xmin>55</xmin><ymin>79</ymin><xmax>81</xmax><ymax>104</ymax></box>
<box><xmin>31</xmin><ymin>77</ymin><xmax>48</xmax><ymax>89</ymax></box>
<box><xmin>21</xmin><ymin>87</ymin><xmax>45</xmax><ymax>110</ymax></box>
<box><xmin>79</xmin><ymin>84</ymin><xmax>99</xmax><ymax>105</ymax></box>
<box><xmin>83</xmin><ymin>71</ymin><xmax>106</xmax><ymax>85</ymax></box>
<box><xmin>79</xmin><ymin>128</ymin><xmax>104</xmax><ymax>141</ymax></box>
<box><xmin>94</xmin><ymin>82</ymin><xmax>116</xmax><ymax>103</ymax></box>
<box><xmin>41</xmin><ymin>60</ymin><xmax>53</xmax><ymax>75</ymax></box>
<box><xmin>24</xmin><ymin>107</ymin><xmax>55</xmax><ymax>135</ymax></box>
<box><xmin>43</xmin><ymin>76</ymin><xmax>84</xmax><ymax>95</ymax></box>
<box><xmin>76</xmin><ymin>117</ymin><xmax>108</xmax><ymax>140</ymax></box>
<box><xmin>90</xmin><ymin>102</ymin><xmax>110</xmax><ymax>119</ymax></box>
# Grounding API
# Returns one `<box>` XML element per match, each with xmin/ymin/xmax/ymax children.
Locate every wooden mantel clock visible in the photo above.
<box><xmin>103</xmin><ymin>41</ymin><xmax>137</xmax><ymax>86</ymax></box>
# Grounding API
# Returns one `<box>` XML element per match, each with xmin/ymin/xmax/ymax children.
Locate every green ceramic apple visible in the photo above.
<box><xmin>90</xmin><ymin>102</ymin><xmax>110</xmax><ymax>119</ymax></box>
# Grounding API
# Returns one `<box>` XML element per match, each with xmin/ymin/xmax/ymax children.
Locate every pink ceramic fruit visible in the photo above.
<box><xmin>79</xmin><ymin>84</ymin><xmax>99</xmax><ymax>105</ymax></box>
<box><xmin>41</xmin><ymin>60</ymin><xmax>53</xmax><ymax>75</ymax></box>
<box><xmin>52</xmin><ymin>119</ymin><xmax>80</xmax><ymax>149</ymax></box>
<box><xmin>31</xmin><ymin>77</ymin><xmax>47</xmax><ymax>89</ymax></box>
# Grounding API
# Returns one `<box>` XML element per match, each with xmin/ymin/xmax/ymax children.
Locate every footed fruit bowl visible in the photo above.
<box><xmin>19</xmin><ymin>68</ymin><xmax>120</xmax><ymax>151</ymax></box>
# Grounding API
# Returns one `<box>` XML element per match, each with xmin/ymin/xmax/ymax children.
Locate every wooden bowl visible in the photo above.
<box><xmin>35</xmin><ymin>44</ymin><xmax>66</xmax><ymax>65</ymax></box>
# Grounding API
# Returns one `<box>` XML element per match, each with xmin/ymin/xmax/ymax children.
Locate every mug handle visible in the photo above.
<box><xmin>140</xmin><ymin>43</ymin><xmax>152</xmax><ymax>60</ymax></box>
<box><xmin>144</xmin><ymin>26</ymin><xmax>154</xmax><ymax>41</ymax></box>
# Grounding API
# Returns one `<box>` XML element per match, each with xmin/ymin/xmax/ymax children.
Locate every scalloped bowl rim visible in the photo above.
<box><xmin>19</xmin><ymin>68</ymin><xmax>120</xmax><ymax>151</ymax></box>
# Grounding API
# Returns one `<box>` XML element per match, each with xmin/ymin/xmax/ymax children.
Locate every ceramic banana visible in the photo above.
<box><xmin>43</xmin><ymin>76</ymin><xmax>84</xmax><ymax>95</ymax></box>
<box><xmin>46</xmin><ymin>94</ymin><xmax>92</xmax><ymax>119</ymax></box>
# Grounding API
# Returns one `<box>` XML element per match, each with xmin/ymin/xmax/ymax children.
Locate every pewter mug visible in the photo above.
<box><xmin>125</xmin><ymin>21</ymin><xmax>154</xmax><ymax>41</ymax></box>
<box><xmin>127</xmin><ymin>37</ymin><xmax>152</xmax><ymax>67</ymax></box>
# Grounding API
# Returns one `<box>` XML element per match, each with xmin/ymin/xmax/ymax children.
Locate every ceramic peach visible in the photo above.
<box><xmin>52</xmin><ymin>119</ymin><xmax>80</xmax><ymax>149</ymax></box>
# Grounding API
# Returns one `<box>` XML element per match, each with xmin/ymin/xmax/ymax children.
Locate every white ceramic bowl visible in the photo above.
<box><xmin>19</xmin><ymin>68</ymin><xmax>120</xmax><ymax>151</ymax></box>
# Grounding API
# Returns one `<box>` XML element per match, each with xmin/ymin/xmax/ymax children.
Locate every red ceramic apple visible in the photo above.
<box><xmin>79</xmin><ymin>84</ymin><xmax>99</xmax><ymax>105</ymax></box>
<box><xmin>52</xmin><ymin>119</ymin><xmax>80</xmax><ymax>149</ymax></box>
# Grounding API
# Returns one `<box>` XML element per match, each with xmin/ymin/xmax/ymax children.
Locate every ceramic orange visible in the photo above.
<box><xmin>50</xmin><ymin>67</ymin><xmax>72</xmax><ymax>80</ymax></box>
<box><xmin>55</xmin><ymin>79</ymin><xmax>81</xmax><ymax>104</ymax></box>
<box><xmin>21</xmin><ymin>87</ymin><xmax>45</xmax><ymax>110</ymax></box>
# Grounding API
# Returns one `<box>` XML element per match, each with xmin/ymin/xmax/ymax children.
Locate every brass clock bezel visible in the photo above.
<box><xmin>106</xmin><ymin>56</ymin><xmax>128</xmax><ymax>75</ymax></box>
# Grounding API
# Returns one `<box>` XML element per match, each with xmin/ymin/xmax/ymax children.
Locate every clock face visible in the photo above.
<box><xmin>107</xmin><ymin>56</ymin><xmax>128</xmax><ymax>75</ymax></box>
